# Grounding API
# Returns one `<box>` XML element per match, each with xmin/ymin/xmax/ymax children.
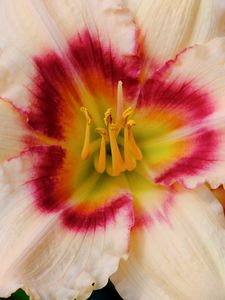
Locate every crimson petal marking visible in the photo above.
<box><xmin>27</xmin><ymin>30</ymin><xmax>141</xmax><ymax>140</ymax></box>
<box><xmin>24</xmin><ymin>145</ymin><xmax>70</xmax><ymax>213</ymax></box>
<box><xmin>23</xmin><ymin>146</ymin><xmax>134</xmax><ymax>234</ymax></box>
<box><xmin>139</xmin><ymin>77</ymin><xmax>214</xmax><ymax>121</ymax></box>
<box><xmin>28</xmin><ymin>52</ymin><xmax>79</xmax><ymax>140</ymax></box>
<box><xmin>62</xmin><ymin>195</ymin><xmax>133</xmax><ymax>232</ymax></box>
<box><xmin>0</xmin><ymin>0</ymin><xmax>139</xmax><ymax>113</ymax></box>
<box><xmin>138</xmin><ymin>77</ymin><xmax>219</xmax><ymax>186</ymax></box>
<box><xmin>155</xmin><ymin>129</ymin><xmax>219</xmax><ymax>186</ymax></box>
<box><xmin>137</xmin><ymin>39</ymin><xmax>225</xmax><ymax>188</ymax></box>
<box><xmin>68</xmin><ymin>30</ymin><xmax>141</xmax><ymax>102</ymax></box>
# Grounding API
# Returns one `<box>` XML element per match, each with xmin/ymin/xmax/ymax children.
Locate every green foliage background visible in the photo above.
<box><xmin>0</xmin><ymin>281</ymin><xmax>123</xmax><ymax>300</ymax></box>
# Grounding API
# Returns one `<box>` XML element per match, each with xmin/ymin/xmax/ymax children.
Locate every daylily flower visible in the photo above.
<box><xmin>1</xmin><ymin>1</ymin><xmax>225</xmax><ymax>300</ymax></box>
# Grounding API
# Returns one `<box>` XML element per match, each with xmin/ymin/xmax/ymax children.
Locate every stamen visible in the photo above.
<box><xmin>104</xmin><ymin>108</ymin><xmax>112</xmax><ymax>127</ymax></box>
<box><xmin>108</xmin><ymin>123</ymin><xmax>124</xmax><ymax>176</ymax></box>
<box><xmin>80</xmin><ymin>107</ymin><xmax>92</xmax><ymax>160</ymax></box>
<box><xmin>127</xmin><ymin>120</ymin><xmax>143</xmax><ymax>160</ymax></box>
<box><xmin>117</xmin><ymin>81</ymin><xmax>123</xmax><ymax>121</ymax></box>
<box><xmin>122</xmin><ymin>107</ymin><xmax>134</xmax><ymax>119</ymax></box>
<box><xmin>95</xmin><ymin>128</ymin><xmax>108</xmax><ymax>173</ymax></box>
<box><xmin>80</xmin><ymin>104</ymin><xmax>142</xmax><ymax>176</ymax></box>
<box><xmin>122</xmin><ymin>107</ymin><xmax>134</xmax><ymax>125</ymax></box>
<box><xmin>124</xmin><ymin>123</ymin><xmax>136</xmax><ymax>171</ymax></box>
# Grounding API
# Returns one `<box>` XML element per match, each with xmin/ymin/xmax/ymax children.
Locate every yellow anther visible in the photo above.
<box><xmin>80</xmin><ymin>107</ymin><xmax>92</xmax><ymax>160</ymax></box>
<box><xmin>80</xmin><ymin>107</ymin><xmax>92</xmax><ymax>125</ymax></box>
<box><xmin>95</xmin><ymin>128</ymin><xmax>108</xmax><ymax>173</ymax></box>
<box><xmin>122</xmin><ymin>107</ymin><xmax>134</xmax><ymax>120</ymax></box>
<box><xmin>104</xmin><ymin>108</ymin><xmax>112</xmax><ymax>127</ymax></box>
<box><xmin>108</xmin><ymin>123</ymin><xmax>124</xmax><ymax>176</ymax></box>
<box><xmin>114</xmin><ymin>106</ymin><xmax>134</xmax><ymax>133</ymax></box>
<box><xmin>127</xmin><ymin>120</ymin><xmax>136</xmax><ymax>127</ymax></box>
<box><xmin>126</xmin><ymin>120</ymin><xmax>143</xmax><ymax>161</ymax></box>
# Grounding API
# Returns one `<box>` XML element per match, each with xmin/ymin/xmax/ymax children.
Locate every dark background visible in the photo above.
<box><xmin>0</xmin><ymin>281</ymin><xmax>123</xmax><ymax>300</ymax></box>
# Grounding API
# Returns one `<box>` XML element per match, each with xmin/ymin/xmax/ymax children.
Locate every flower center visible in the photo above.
<box><xmin>80</xmin><ymin>82</ymin><xmax>143</xmax><ymax>177</ymax></box>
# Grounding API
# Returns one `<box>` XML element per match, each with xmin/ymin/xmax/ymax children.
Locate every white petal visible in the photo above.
<box><xmin>127</xmin><ymin>0</ymin><xmax>225</xmax><ymax>68</ymax></box>
<box><xmin>138</xmin><ymin>37</ymin><xmax>225</xmax><ymax>189</ymax></box>
<box><xmin>42</xmin><ymin>0</ymin><xmax>137</xmax><ymax>56</ymax></box>
<box><xmin>0</xmin><ymin>99</ymin><xmax>32</xmax><ymax>162</ymax></box>
<box><xmin>0</xmin><ymin>152</ymin><xmax>57</xmax><ymax>297</ymax></box>
<box><xmin>123</xmin><ymin>0</ymin><xmax>141</xmax><ymax>13</ymax></box>
<box><xmin>0</xmin><ymin>0</ymin><xmax>53</xmax><ymax>108</ymax></box>
<box><xmin>0</xmin><ymin>150</ymin><xmax>134</xmax><ymax>300</ymax></box>
<box><xmin>112</xmin><ymin>185</ymin><xmax>225</xmax><ymax>300</ymax></box>
<box><xmin>0</xmin><ymin>0</ymin><xmax>137</xmax><ymax>109</ymax></box>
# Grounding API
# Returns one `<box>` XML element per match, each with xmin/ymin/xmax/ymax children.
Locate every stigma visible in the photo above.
<box><xmin>80</xmin><ymin>82</ymin><xmax>142</xmax><ymax>176</ymax></box>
